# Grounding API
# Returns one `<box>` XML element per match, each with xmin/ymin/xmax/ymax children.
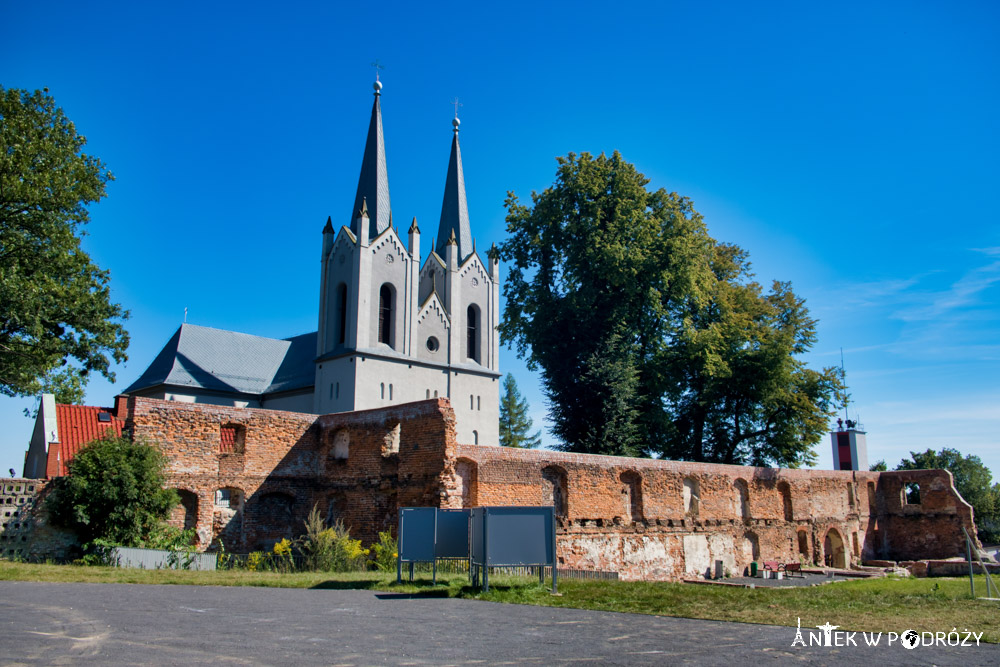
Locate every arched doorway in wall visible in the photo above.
<box><xmin>797</xmin><ymin>529</ymin><xmax>810</xmax><ymax>561</ymax></box>
<box><xmin>620</xmin><ymin>471</ymin><xmax>643</xmax><ymax>523</ymax></box>
<box><xmin>542</xmin><ymin>466</ymin><xmax>568</xmax><ymax>519</ymax></box>
<box><xmin>823</xmin><ymin>528</ymin><xmax>847</xmax><ymax>569</ymax></box>
<box><xmin>170</xmin><ymin>489</ymin><xmax>199</xmax><ymax>534</ymax></box>
<box><xmin>735</xmin><ymin>478</ymin><xmax>750</xmax><ymax>520</ymax></box>
<box><xmin>777</xmin><ymin>481</ymin><xmax>793</xmax><ymax>521</ymax></box>
<box><xmin>455</xmin><ymin>458</ymin><xmax>478</xmax><ymax>508</ymax></box>
<box><xmin>742</xmin><ymin>532</ymin><xmax>761</xmax><ymax>574</ymax></box>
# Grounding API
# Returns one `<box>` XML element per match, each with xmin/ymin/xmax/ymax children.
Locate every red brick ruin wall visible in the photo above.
<box><xmin>122</xmin><ymin>397</ymin><xmax>975</xmax><ymax>580</ymax></box>
<box><xmin>445</xmin><ymin>444</ymin><xmax>977</xmax><ymax>580</ymax></box>
<box><xmin>127</xmin><ymin>396</ymin><xmax>456</xmax><ymax>551</ymax></box>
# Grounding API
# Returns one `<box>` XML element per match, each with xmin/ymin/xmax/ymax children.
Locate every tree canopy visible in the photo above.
<box><xmin>0</xmin><ymin>87</ymin><xmax>128</xmax><ymax>400</ymax></box>
<box><xmin>45</xmin><ymin>435</ymin><xmax>178</xmax><ymax>547</ymax></box>
<box><xmin>499</xmin><ymin>373</ymin><xmax>542</xmax><ymax>448</ymax></box>
<box><xmin>897</xmin><ymin>448</ymin><xmax>999</xmax><ymax>542</ymax></box>
<box><xmin>499</xmin><ymin>151</ymin><xmax>842</xmax><ymax>466</ymax></box>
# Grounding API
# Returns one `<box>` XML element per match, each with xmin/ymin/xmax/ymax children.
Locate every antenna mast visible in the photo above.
<box><xmin>840</xmin><ymin>347</ymin><xmax>849</xmax><ymax>422</ymax></box>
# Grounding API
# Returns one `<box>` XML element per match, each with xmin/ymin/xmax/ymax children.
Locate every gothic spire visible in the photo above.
<box><xmin>436</xmin><ymin>115</ymin><xmax>473</xmax><ymax>261</ymax></box>
<box><xmin>350</xmin><ymin>78</ymin><xmax>391</xmax><ymax>240</ymax></box>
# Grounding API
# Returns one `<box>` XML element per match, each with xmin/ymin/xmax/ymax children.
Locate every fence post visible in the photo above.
<box><xmin>963</xmin><ymin>526</ymin><xmax>975</xmax><ymax>599</ymax></box>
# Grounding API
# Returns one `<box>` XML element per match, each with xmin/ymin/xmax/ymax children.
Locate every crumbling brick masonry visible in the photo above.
<box><xmin>94</xmin><ymin>396</ymin><xmax>980</xmax><ymax>579</ymax></box>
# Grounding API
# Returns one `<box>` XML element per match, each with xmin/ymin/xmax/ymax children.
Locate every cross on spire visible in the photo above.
<box><xmin>451</xmin><ymin>97</ymin><xmax>462</xmax><ymax>119</ymax></box>
<box><xmin>371</xmin><ymin>59</ymin><xmax>385</xmax><ymax>82</ymax></box>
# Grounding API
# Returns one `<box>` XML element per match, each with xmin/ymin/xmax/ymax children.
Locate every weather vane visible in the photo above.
<box><xmin>371</xmin><ymin>59</ymin><xmax>385</xmax><ymax>82</ymax></box>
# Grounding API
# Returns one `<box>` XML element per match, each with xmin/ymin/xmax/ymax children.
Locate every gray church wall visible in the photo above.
<box><xmin>314</xmin><ymin>358</ymin><xmax>358</xmax><ymax>415</ymax></box>
<box><xmin>367</xmin><ymin>229</ymin><xmax>411</xmax><ymax>352</ymax></box>
<box><xmin>457</xmin><ymin>254</ymin><xmax>492</xmax><ymax>367</ymax></box>
<box><xmin>416</xmin><ymin>296</ymin><xmax>450</xmax><ymax>363</ymax></box>
<box><xmin>419</xmin><ymin>255</ymin><xmax>447</xmax><ymax>306</ymax></box>
<box><xmin>450</xmin><ymin>371</ymin><xmax>499</xmax><ymax>446</ymax></box>
<box><xmin>320</xmin><ymin>231</ymin><xmax>359</xmax><ymax>354</ymax></box>
<box><xmin>260</xmin><ymin>390</ymin><xmax>314</xmax><ymax>414</ymax></box>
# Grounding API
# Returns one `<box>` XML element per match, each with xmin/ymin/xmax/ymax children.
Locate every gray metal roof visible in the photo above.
<box><xmin>436</xmin><ymin>128</ymin><xmax>474</xmax><ymax>261</ymax></box>
<box><xmin>124</xmin><ymin>324</ymin><xmax>316</xmax><ymax>397</ymax></box>
<box><xmin>350</xmin><ymin>91</ymin><xmax>391</xmax><ymax>240</ymax></box>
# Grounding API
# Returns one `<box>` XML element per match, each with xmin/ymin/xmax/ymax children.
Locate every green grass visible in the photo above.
<box><xmin>2</xmin><ymin>562</ymin><xmax>997</xmax><ymax>642</ymax></box>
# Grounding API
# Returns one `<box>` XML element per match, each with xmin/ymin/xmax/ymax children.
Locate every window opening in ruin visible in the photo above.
<box><xmin>337</xmin><ymin>283</ymin><xmax>348</xmax><ymax>344</ymax></box>
<box><xmin>847</xmin><ymin>484</ymin><xmax>855</xmax><ymax>511</ymax></box>
<box><xmin>215</xmin><ymin>487</ymin><xmax>243</xmax><ymax>509</ymax></box>
<box><xmin>378</xmin><ymin>284</ymin><xmax>393</xmax><ymax>346</ymax></box>
<box><xmin>852</xmin><ymin>532</ymin><xmax>861</xmax><ymax>557</ymax></box>
<box><xmin>456</xmin><ymin>458</ymin><xmax>478</xmax><ymax>507</ymax></box>
<box><xmin>172</xmin><ymin>489</ymin><xmax>199</xmax><ymax>531</ymax></box>
<box><xmin>683</xmin><ymin>477</ymin><xmax>700</xmax><ymax>516</ymax></box>
<box><xmin>735</xmin><ymin>478</ymin><xmax>750</xmax><ymax>520</ymax></box>
<box><xmin>777</xmin><ymin>481</ymin><xmax>793</xmax><ymax>521</ymax></box>
<box><xmin>744</xmin><ymin>533</ymin><xmax>760</xmax><ymax>561</ymax></box>
<box><xmin>904</xmin><ymin>482</ymin><xmax>921</xmax><ymax>505</ymax></box>
<box><xmin>382</xmin><ymin>423</ymin><xmax>400</xmax><ymax>456</ymax></box>
<box><xmin>472</xmin><ymin>430</ymin><xmax>479</xmax><ymax>445</ymax></box>
<box><xmin>797</xmin><ymin>530</ymin><xmax>809</xmax><ymax>558</ymax></box>
<box><xmin>824</xmin><ymin>529</ymin><xmax>846</xmax><ymax>568</ymax></box>
<box><xmin>542</xmin><ymin>466</ymin><xmax>568</xmax><ymax>518</ymax></box>
<box><xmin>331</xmin><ymin>430</ymin><xmax>349</xmax><ymax>460</ymax></box>
<box><xmin>467</xmin><ymin>305</ymin><xmax>478</xmax><ymax>361</ymax></box>
<box><xmin>620</xmin><ymin>471</ymin><xmax>643</xmax><ymax>522</ymax></box>
<box><xmin>220</xmin><ymin>424</ymin><xmax>246</xmax><ymax>454</ymax></box>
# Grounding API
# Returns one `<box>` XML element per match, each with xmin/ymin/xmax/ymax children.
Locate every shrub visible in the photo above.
<box><xmin>371</xmin><ymin>530</ymin><xmax>398</xmax><ymax>572</ymax></box>
<box><xmin>45</xmin><ymin>434</ymin><xmax>178</xmax><ymax>547</ymax></box>
<box><xmin>298</xmin><ymin>504</ymin><xmax>369</xmax><ymax>572</ymax></box>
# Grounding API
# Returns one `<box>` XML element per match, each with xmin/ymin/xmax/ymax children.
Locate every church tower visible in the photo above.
<box><xmin>314</xmin><ymin>78</ymin><xmax>500</xmax><ymax>446</ymax></box>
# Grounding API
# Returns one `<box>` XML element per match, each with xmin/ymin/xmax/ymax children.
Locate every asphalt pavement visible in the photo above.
<box><xmin>0</xmin><ymin>581</ymin><xmax>996</xmax><ymax>665</ymax></box>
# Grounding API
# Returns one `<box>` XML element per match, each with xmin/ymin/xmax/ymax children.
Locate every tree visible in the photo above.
<box><xmin>896</xmin><ymin>448</ymin><xmax>999</xmax><ymax>542</ymax></box>
<box><xmin>0</xmin><ymin>87</ymin><xmax>128</xmax><ymax>400</ymax></box>
<box><xmin>869</xmin><ymin>460</ymin><xmax>888</xmax><ymax>472</ymax></box>
<box><xmin>658</xmin><ymin>243</ymin><xmax>844</xmax><ymax>467</ymax></box>
<box><xmin>45</xmin><ymin>435</ymin><xmax>178</xmax><ymax>546</ymax></box>
<box><xmin>499</xmin><ymin>373</ymin><xmax>542</xmax><ymax>448</ymax></box>
<box><xmin>500</xmin><ymin>151</ymin><xmax>842</xmax><ymax>465</ymax></box>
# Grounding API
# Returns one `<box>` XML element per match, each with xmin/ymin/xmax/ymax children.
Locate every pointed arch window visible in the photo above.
<box><xmin>466</xmin><ymin>304</ymin><xmax>478</xmax><ymax>361</ymax></box>
<box><xmin>336</xmin><ymin>283</ymin><xmax>348</xmax><ymax>345</ymax></box>
<box><xmin>378</xmin><ymin>284</ymin><xmax>393</xmax><ymax>346</ymax></box>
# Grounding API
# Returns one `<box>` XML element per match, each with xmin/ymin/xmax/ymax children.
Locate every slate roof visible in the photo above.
<box><xmin>124</xmin><ymin>324</ymin><xmax>316</xmax><ymax>397</ymax></box>
<box><xmin>350</xmin><ymin>89</ymin><xmax>391</xmax><ymax>240</ymax></box>
<box><xmin>436</xmin><ymin>127</ymin><xmax>474</xmax><ymax>261</ymax></box>
<box><xmin>50</xmin><ymin>405</ymin><xmax>124</xmax><ymax>477</ymax></box>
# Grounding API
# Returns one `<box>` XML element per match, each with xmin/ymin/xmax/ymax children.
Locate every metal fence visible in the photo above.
<box><xmin>113</xmin><ymin>547</ymin><xmax>217</xmax><ymax>571</ymax></box>
<box><xmin>400</xmin><ymin>560</ymin><xmax>618</xmax><ymax>581</ymax></box>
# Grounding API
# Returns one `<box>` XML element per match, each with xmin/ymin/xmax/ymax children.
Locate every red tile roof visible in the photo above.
<box><xmin>46</xmin><ymin>404</ymin><xmax>124</xmax><ymax>477</ymax></box>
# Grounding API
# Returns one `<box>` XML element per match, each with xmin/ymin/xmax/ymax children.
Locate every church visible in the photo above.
<box><xmin>122</xmin><ymin>77</ymin><xmax>501</xmax><ymax>446</ymax></box>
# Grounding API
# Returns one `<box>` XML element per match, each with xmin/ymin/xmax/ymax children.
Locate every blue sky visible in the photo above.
<box><xmin>2</xmin><ymin>1</ymin><xmax>998</xmax><ymax>479</ymax></box>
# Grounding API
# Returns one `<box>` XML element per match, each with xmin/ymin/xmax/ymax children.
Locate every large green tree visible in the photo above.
<box><xmin>897</xmin><ymin>448</ymin><xmax>999</xmax><ymax>542</ymax></box>
<box><xmin>500</xmin><ymin>151</ymin><xmax>841</xmax><ymax>465</ymax></box>
<box><xmin>499</xmin><ymin>373</ymin><xmax>542</xmax><ymax>448</ymax></box>
<box><xmin>0</xmin><ymin>87</ymin><xmax>128</xmax><ymax>400</ymax></box>
<box><xmin>45</xmin><ymin>435</ymin><xmax>178</xmax><ymax>546</ymax></box>
<box><xmin>659</xmin><ymin>243</ymin><xmax>843</xmax><ymax>467</ymax></box>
